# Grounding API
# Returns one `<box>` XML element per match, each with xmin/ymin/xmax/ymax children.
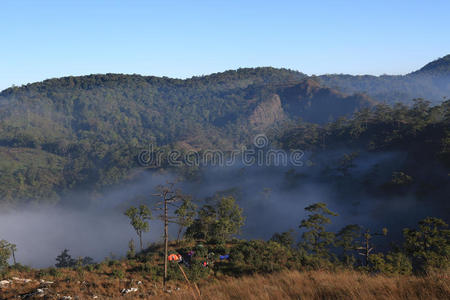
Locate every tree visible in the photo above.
<box><xmin>270</xmin><ymin>229</ymin><xmax>296</xmax><ymax>248</ymax></box>
<box><xmin>10</xmin><ymin>243</ymin><xmax>17</xmax><ymax>265</ymax></box>
<box><xmin>0</xmin><ymin>240</ymin><xmax>13</xmax><ymax>268</ymax></box>
<box><xmin>127</xmin><ymin>239</ymin><xmax>136</xmax><ymax>259</ymax></box>
<box><xmin>299</xmin><ymin>202</ymin><xmax>338</xmax><ymax>258</ymax></box>
<box><xmin>185</xmin><ymin>196</ymin><xmax>245</xmax><ymax>243</ymax></box>
<box><xmin>81</xmin><ymin>256</ymin><xmax>95</xmax><ymax>266</ymax></box>
<box><xmin>368</xmin><ymin>252</ymin><xmax>412</xmax><ymax>275</ymax></box>
<box><xmin>357</xmin><ymin>228</ymin><xmax>388</xmax><ymax>266</ymax></box>
<box><xmin>174</xmin><ymin>196</ymin><xmax>197</xmax><ymax>242</ymax></box>
<box><xmin>55</xmin><ymin>249</ymin><xmax>76</xmax><ymax>268</ymax></box>
<box><xmin>390</xmin><ymin>171</ymin><xmax>413</xmax><ymax>186</ymax></box>
<box><xmin>337</xmin><ymin>152</ymin><xmax>359</xmax><ymax>176</ymax></box>
<box><xmin>214</xmin><ymin>196</ymin><xmax>245</xmax><ymax>242</ymax></box>
<box><xmin>184</xmin><ymin>205</ymin><xmax>214</xmax><ymax>240</ymax></box>
<box><xmin>153</xmin><ymin>182</ymin><xmax>184</xmax><ymax>291</ymax></box>
<box><xmin>124</xmin><ymin>204</ymin><xmax>151</xmax><ymax>251</ymax></box>
<box><xmin>403</xmin><ymin>217</ymin><xmax>450</xmax><ymax>272</ymax></box>
<box><xmin>195</xmin><ymin>204</ymin><xmax>217</xmax><ymax>240</ymax></box>
<box><xmin>336</xmin><ymin>224</ymin><xmax>362</xmax><ymax>266</ymax></box>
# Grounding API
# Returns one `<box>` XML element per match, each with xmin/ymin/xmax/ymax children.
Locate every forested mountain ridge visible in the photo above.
<box><xmin>411</xmin><ymin>54</ymin><xmax>450</xmax><ymax>76</ymax></box>
<box><xmin>275</xmin><ymin>99</ymin><xmax>450</xmax><ymax>207</ymax></box>
<box><xmin>0</xmin><ymin>70</ymin><xmax>371</xmax><ymax>150</ymax></box>
<box><xmin>0</xmin><ymin>69</ymin><xmax>374</xmax><ymax>203</ymax></box>
<box><xmin>317</xmin><ymin>55</ymin><xmax>450</xmax><ymax>104</ymax></box>
<box><xmin>0</xmin><ymin>56</ymin><xmax>448</xmax><ymax>204</ymax></box>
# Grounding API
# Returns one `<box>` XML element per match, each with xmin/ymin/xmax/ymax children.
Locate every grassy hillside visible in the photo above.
<box><xmin>1</xmin><ymin>268</ymin><xmax>448</xmax><ymax>299</ymax></box>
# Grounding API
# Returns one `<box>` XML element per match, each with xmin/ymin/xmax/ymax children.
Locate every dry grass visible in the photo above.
<box><xmin>167</xmin><ymin>270</ymin><xmax>450</xmax><ymax>300</ymax></box>
<box><xmin>1</xmin><ymin>268</ymin><xmax>449</xmax><ymax>299</ymax></box>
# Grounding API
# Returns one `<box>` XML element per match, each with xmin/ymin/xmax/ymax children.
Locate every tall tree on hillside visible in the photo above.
<box><xmin>174</xmin><ymin>196</ymin><xmax>197</xmax><ymax>242</ymax></box>
<box><xmin>336</xmin><ymin>224</ymin><xmax>362</xmax><ymax>266</ymax></box>
<box><xmin>357</xmin><ymin>227</ymin><xmax>388</xmax><ymax>266</ymax></box>
<box><xmin>0</xmin><ymin>240</ymin><xmax>13</xmax><ymax>268</ymax></box>
<box><xmin>299</xmin><ymin>202</ymin><xmax>338</xmax><ymax>258</ymax></box>
<box><xmin>185</xmin><ymin>204</ymin><xmax>217</xmax><ymax>241</ymax></box>
<box><xmin>214</xmin><ymin>196</ymin><xmax>245</xmax><ymax>242</ymax></box>
<box><xmin>185</xmin><ymin>196</ymin><xmax>245</xmax><ymax>243</ymax></box>
<box><xmin>153</xmin><ymin>182</ymin><xmax>185</xmax><ymax>291</ymax></box>
<box><xmin>124</xmin><ymin>204</ymin><xmax>152</xmax><ymax>251</ymax></box>
<box><xmin>403</xmin><ymin>217</ymin><xmax>450</xmax><ymax>272</ymax></box>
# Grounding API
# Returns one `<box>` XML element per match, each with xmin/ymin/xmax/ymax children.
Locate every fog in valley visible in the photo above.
<box><xmin>0</xmin><ymin>148</ymin><xmax>447</xmax><ymax>268</ymax></box>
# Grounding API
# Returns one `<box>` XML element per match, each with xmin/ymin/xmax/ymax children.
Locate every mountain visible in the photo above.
<box><xmin>411</xmin><ymin>54</ymin><xmax>450</xmax><ymax>76</ymax></box>
<box><xmin>317</xmin><ymin>54</ymin><xmax>450</xmax><ymax>104</ymax></box>
<box><xmin>274</xmin><ymin>79</ymin><xmax>375</xmax><ymax>123</ymax></box>
<box><xmin>0</xmin><ymin>70</ymin><xmax>375</xmax><ymax>203</ymax></box>
<box><xmin>0</xmin><ymin>55</ymin><xmax>448</xmax><ymax>203</ymax></box>
<box><xmin>0</xmin><ymin>70</ymin><xmax>370</xmax><ymax>150</ymax></box>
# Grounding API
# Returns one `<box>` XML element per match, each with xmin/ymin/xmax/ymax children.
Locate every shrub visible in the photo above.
<box><xmin>368</xmin><ymin>252</ymin><xmax>412</xmax><ymax>275</ymax></box>
<box><xmin>11</xmin><ymin>263</ymin><xmax>31</xmax><ymax>272</ymax></box>
<box><xmin>111</xmin><ymin>269</ymin><xmax>125</xmax><ymax>279</ymax></box>
<box><xmin>226</xmin><ymin>240</ymin><xmax>298</xmax><ymax>275</ymax></box>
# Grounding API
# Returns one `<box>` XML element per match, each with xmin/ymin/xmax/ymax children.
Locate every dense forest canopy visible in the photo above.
<box><xmin>0</xmin><ymin>56</ymin><xmax>449</xmax><ymax>204</ymax></box>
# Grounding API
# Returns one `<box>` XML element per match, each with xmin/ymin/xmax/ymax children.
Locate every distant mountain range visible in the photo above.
<box><xmin>317</xmin><ymin>54</ymin><xmax>449</xmax><ymax>104</ymax></box>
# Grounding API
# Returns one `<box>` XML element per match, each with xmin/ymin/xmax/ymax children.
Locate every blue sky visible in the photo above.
<box><xmin>1</xmin><ymin>0</ymin><xmax>449</xmax><ymax>90</ymax></box>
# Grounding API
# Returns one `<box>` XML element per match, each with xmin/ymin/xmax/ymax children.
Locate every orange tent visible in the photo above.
<box><xmin>168</xmin><ymin>254</ymin><xmax>182</xmax><ymax>261</ymax></box>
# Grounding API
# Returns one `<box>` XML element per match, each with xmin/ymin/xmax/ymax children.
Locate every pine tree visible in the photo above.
<box><xmin>124</xmin><ymin>204</ymin><xmax>151</xmax><ymax>251</ymax></box>
<box><xmin>299</xmin><ymin>202</ymin><xmax>338</xmax><ymax>258</ymax></box>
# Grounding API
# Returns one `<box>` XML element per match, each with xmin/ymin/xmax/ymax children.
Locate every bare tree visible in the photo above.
<box><xmin>153</xmin><ymin>182</ymin><xmax>185</xmax><ymax>291</ymax></box>
<box><xmin>357</xmin><ymin>228</ymin><xmax>388</xmax><ymax>266</ymax></box>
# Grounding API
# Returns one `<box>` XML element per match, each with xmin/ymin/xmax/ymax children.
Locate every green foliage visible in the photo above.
<box><xmin>367</xmin><ymin>252</ymin><xmax>412</xmax><ymax>275</ymax></box>
<box><xmin>336</xmin><ymin>224</ymin><xmax>362</xmax><ymax>266</ymax></box>
<box><xmin>215</xmin><ymin>196</ymin><xmax>245</xmax><ymax>242</ymax></box>
<box><xmin>111</xmin><ymin>268</ymin><xmax>125</xmax><ymax>279</ymax></box>
<box><xmin>124</xmin><ymin>204</ymin><xmax>151</xmax><ymax>250</ymax></box>
<box><xmin>270</xmin><ymin>229</ymin><xmax>296</xmax><ymax>248</ymax></box>
<box><xmin>0</xmin><ymin>65</ymin><xmax>448</xmax><ymax>204</ymax></box>
<box><xmin>278</xmin><ymin>100</ymin><xmax>450</xmax><ymax>203</ymax></box>
<box><xmin>0</xmin><ymin>68</ymin><xmax>310</xmax><ymax>202</ymax></box>
<box><xmin>10</xmin><ymin>263</ymin><xmax>30</xmax><ymax>272</ymax></box>
<box><xmin>227</xmin><ymin>240</ymin><xmax>299</xmax><ymax>275</ymax></box>
<box><xmin>0</xmin><ymin>147</ymin><xmax>65</xmax><ymax>204</ymax></box>
<box><xmin>174</xmin><ymin>196</ymin><xmax>197</xmax><ymax>241</ymax></box>
<box><xmin>127</xmin><ymin>239</ymin><xmax>136</xmax><ymax>259</ymax></box>
<box><xmin>38</xmin><ymin>267</ymin><xmax>63</xmax><ymax>279</ymax></box>
<box><xmin>138</xmin><ymin>262</ymin><xmax>159</xmax><ymax>279</ymax></box>
<box><xmin>0</xmin><ymin>240</ymin><xmax>13</xmax><ymax>268</ymax></box>
<box><xmin>55</xmin><ymin>249</ymin><xmax>93</xmax><ymax>268</ymax></box>
<box><xmin>185</xmin><ymin>261</ymin><xmax>211</xmax><ymax>282</ymax></box>
<box><xmin>299</xmin><ymin>202</ymin><xmax>338</xmax><ymax>258</ymax></box>
<box><xmin>55</xmin><ymin>250</ymin><xmax>74</xmax><ymax>268</ymax></box>
<box><xmin>403</xmin><ymin>217</ymin><xmax>450</xmax><ymax>273</ymax></box>
<box><xmin>108</xmin><ymin>259</ymin><xmax>121</xmax><ymax>267</ymax></box>
<box><xmin>185</xmin><ymin>196</ymin><xmax>245</xmax><ymax>243</ymax></box>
